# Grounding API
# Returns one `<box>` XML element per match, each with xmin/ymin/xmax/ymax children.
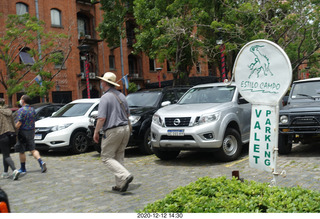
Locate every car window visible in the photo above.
<box><xmin>52</xmin><ymin>103</ymin><xmax>94</xmax><ymax>117</ymax></box>
<box><xmin>179</xmin><ymin>86</ymin><xmax>235</xmax><ymax>104</ymax></box>
<box><xmin>127</xmin><ymin>92</ymin><xmax>161</xmax><ymax>107</ymax></box>
<box><xmin>36</xmin><ymin>106</ymin><xmax>56</xmax><ymax>120</ymax></box>
<box><xmin>291</xmin><ymin>81</ymin><xmax>320</xmax><ymax>99</ymax></box>
<box><xmin>162</xmin><ymin>91</ymin><xmax>176</xmax><ymax>103</ymax></box>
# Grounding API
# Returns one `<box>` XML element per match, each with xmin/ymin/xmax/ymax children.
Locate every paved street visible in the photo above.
<box><xmin>0</xmin><ymin>143</ymin><xmax>319</xmax><ymax>213</ymax></box>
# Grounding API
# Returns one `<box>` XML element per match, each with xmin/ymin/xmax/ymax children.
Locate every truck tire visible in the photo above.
<box><xmin>70</xmin><ymin>131</ymin><xmax>89</xmax><ymax>154</ymax></box>
<box><xmin>278</xmin><ymin>134</ymin><xmax>292</xmax><ymax>154</ymax></box>
<box><xmin>216</xmin><ymin>128</ymin><xmax>242</xmax><ymax>162</ymax></box>
<box><xmin>153</xmin><ymin>147</ymin><xmax>180</xmax><ymax>160</ymax></box>
<box><xmin>139</xmin><ymin>128</ymin><xmax>154</xmax><ymax>155</ymax></box>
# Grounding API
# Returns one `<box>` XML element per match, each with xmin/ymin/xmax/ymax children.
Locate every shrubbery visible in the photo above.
<box><xmin>140</xmin><ymin>176</ymin><xmax>320</xmax><ymax>213</ymax></box>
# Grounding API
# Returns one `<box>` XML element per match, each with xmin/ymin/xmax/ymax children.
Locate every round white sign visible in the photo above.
<box><xmin>234</xmin><ymin>40</ymin><xmax>292</xmax><ymax>105</ymax></box>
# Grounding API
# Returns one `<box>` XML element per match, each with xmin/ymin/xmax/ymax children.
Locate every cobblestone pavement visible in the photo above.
<box><xmin>0</xmin><ymin>143</ymin><xmax>319</xmax><ymax>213</ymax></box>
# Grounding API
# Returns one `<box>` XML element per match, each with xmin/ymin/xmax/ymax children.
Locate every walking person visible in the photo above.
<box><xmin>15</xmin><ymin>95</ymin><xmax>47</xmax><ymax>174</ymax></box>
<box><xmin>94</xmin><ymin>72</ymin><xmax>133</xmax><ymax>192</ymax></box>
<box><xmin>0</xmin><ymin>98</ymin><xmax>20</xmax><ymax>180</ymax></box>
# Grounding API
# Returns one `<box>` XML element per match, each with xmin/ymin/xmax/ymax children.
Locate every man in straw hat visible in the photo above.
<box><xmin>94</xmin><ymin>72</ymin><xmax>133</xmax><ymax>192</ymax></box>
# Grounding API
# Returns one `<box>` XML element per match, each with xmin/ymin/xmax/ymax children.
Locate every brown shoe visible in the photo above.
<box><xmin>119</xmin><ymin>175</ymin><xmax>134</xmax><ymax>192</ymax></box>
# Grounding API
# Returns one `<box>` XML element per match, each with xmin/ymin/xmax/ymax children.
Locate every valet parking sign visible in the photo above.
<box><xmin>234</xmin><ymin>40</ymin><xmax>292</xmax><ymax>173</ymax></box>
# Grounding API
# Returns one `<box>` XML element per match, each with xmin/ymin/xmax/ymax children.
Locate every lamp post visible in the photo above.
<box><xmin>78</xmin><ymin>44</ymin><xmax>91</xmax><ymax>98</ymax></box>
<box><xmin>156</xmin><ymin>67</ymin><xmax>162</xmax><ymax>88</ymax></box>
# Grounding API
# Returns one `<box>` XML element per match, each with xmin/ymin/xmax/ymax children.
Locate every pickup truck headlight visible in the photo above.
<box><xmin>51</xmin><ymin>123</ymin><xmax>72</xmax><ymax>132</ymax></box>
<box><xmin>197</xmin><ymin>112</ymin><xmax>220</xmax><ymax>125</ymax></box>
<box><xmin>280</xmin><ymin>115</ymin><xmax>289</xmax><ymax>124</ymax></box>
<box><xmin>152</xmin><ymin>114</ymin><xmax>163</xmax><ymax>127</ymax></box>
<box><xmin>129</xmin><ymin>115</ymin><xmax>141</xmax><ymax>125</ymax></box>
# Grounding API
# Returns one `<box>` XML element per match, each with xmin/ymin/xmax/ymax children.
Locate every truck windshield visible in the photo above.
<box><xmin>291</xmin><ymin>81</ymin><xmax>320</xmax><ymax>99</ymax></box>
<box><xmin>179</xmin><ymin>86</ymin><xmax>235</xmax><ymax>104</ymax></box>
<box><xmin>127</xmin><ymin>92</ymin><xmax>161</xmax><ymax>107</ymax></box>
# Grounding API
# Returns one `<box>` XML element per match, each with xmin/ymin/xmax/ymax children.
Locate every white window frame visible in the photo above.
<box><xmin>51</xmin><ymin>9</ymin><xmax>62</xmax><ymax>27</ymax></box>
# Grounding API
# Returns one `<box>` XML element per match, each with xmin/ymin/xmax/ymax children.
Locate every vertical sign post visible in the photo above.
<box><xmin>234</xmin><ymin>40</ymin><xmax>292</xmax><ymax>185</ymax></box>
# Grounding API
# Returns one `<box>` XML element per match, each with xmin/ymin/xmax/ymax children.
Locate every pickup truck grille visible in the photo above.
<box><xmin>280</xmin><ymin>114</ymin><xmax>320</xmax><ymax>133</ymax></box>
<box><xmin>165</xmin><ymin>117</ymin><xmax>191</xmax><ymax>127</ymax></box>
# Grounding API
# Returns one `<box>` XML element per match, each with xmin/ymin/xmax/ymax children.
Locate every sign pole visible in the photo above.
<box><xmin>234</xmin><ymin>39</ymin><xmax>292</xmax><ymax>186</ymax></box>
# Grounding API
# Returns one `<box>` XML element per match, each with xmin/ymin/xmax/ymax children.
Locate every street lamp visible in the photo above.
<box><xmin>156</xmin><ymin>67</ymin><xmax>162</xmax><ymax>88</ymax></box>
<box><xmin>78</xmin><ymin>44</ymin><xmax>91</xmax><ymax>98</ymax></box>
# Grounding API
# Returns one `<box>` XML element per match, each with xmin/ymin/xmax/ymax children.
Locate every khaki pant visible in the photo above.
<box><xmin>101</xmin><ymin>125</ymin><xmax>131</xmax><ymax>187</ymax></box>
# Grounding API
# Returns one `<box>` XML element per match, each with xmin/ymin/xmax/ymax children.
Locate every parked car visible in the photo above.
<box><xmin>278</xmin><ymin>77</ymin><xmax>320</xmax><ymax>154</ymax></box>
<box><xmin>88</xmin><ymin>86</ymin><xmax>190</xmax><ymax>154</ymax></box>
<box><xmin>151</xmin><ymin>82</ymin><xmax>251</xmax><ymax>161</ymax></box>
<box><xmin>12</xmin><ymin>103</ymin><xmax>65</xmax><ymax>121</ymax></box>
<box><xmin>34</xmin><ymin>98</ymin><xmax>99</xmax><ymax>153</ymax></box>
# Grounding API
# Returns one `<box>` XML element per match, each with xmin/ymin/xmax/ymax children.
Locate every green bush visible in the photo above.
<box><xmin>139</xmin><ymin>176</ymin><xmax>320</xmax><ymax>213</ymax></box>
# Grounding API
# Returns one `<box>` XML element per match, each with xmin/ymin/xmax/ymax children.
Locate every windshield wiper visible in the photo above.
<box><xmin>296</xmin><ymin>93</ymin><xmax>316</xmax><ymax>100</ymax></box>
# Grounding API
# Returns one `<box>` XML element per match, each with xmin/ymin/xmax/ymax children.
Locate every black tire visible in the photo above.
<box><xmin>216</xmin><ymin>128</ymin><xmax>242</xmax><ymax>162</ymax></box>
<box><xmin>70</xmin><ymin>131</ymin><xmax>89</xmax><ymax>154</ymax></box>
<box><xmin>278</xmin><ymin>134</ymin><xmax>292</xmax><ymax>155</ymax></box>
<box><xmin>139</xmin><ymin>128</ymin><xmax>154</xmax><ymax>155</ymax></box>
<box><xmin>153</xmin><ymin>147</ymin><xmax>180</xmax><ymax>160</ymax></box>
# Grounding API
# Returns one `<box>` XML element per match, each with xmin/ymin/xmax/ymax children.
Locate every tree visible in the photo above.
<box><xmin>0</xmin><ymin>14</ymin><xmax>72</xmax><ymax>106</ymax></box>
<box><xmin>97</xmin><ymin>0</ymin><xmax>319</xmax><ymax>85</ymax></box>
<box><xmin>133</xmin><ymin>0</ymin><xmax>208</xmax><ymax>85</ymax></box>
<box><xmin>201</xmin><ymin>0</ymin><xmax>320</xmax><ymax>80</ymax></box>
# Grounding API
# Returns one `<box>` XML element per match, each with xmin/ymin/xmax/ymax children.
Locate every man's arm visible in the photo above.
<box><xmin>93</xmin><ymin>117</ymin><xmax>106</xmax><ymax>143</ymax></box>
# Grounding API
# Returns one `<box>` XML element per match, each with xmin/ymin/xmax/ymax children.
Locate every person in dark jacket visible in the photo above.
<box><xmin>0</xmin><ymin>98</ymin><xmax>20</xmax><ymax>180</ymax></box>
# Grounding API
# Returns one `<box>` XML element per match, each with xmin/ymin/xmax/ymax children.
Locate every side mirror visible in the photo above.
<box><xmin>161</xmin><ymin>101</ymin><xmax>171</xmax><ymax>107</ymax></box>
<box><xmin>90</xmin><ymin>110</ymin><xmax>98</xmax><ymax>118</ymax></box>
<box><xmin>238</xmin><ymin>97</ymin><xmax>249</xmax><ymax>104</ymax></box>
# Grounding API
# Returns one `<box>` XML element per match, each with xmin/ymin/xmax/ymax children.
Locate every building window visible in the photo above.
<box><xmin>149</xmin><ymin>58</ymin><xmax>156</xmax><ymax>72</ymax></box>
<box><xmin>77</xmin><ymin>14</ymin><xmax>90</xmax><ymax>38</ymax></box>
<box><xmin>109</xmin><ymin>55</ymin><xmax>115</xmax><ymax>69</ymax></box>
<box><xmin>54</xmin><ymin>51</ymin><xmax>65</xmax><ymax>69</ymax></box>
<box><xmin>51</xmin><ymin>9</ymin><xmax>62</xmax><ymax>27</ymax></box>
<box><xmin>19</xmin><ymin>47</ymin><xmax>34</xmax><ymax>65</ymax></box>
<box><xmin>167</xmin><ymin>60</ymin><xmax>172</xmax><ymax>72</ymax></box>
<box><xmin>196</xmin><ymin>62</ymin><xmax>201</xmax><ymax>74</ymax></box>
<box><xmin>16</xmin><ymin>3</ymin><xmax>28</xmax><ymax>15</ymax></box>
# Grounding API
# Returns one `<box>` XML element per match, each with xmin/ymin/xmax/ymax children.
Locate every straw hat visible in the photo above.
<box><xmin>96</xmin><ymin>72</ymin><xmax>120</xmax><ymax>87</ymax></box>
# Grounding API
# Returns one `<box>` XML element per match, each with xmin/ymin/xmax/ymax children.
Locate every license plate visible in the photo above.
<box><xmin>34</xmin><ymin>134</ymin><xmax>42</xmax><ymax>140</ymax></box>
<box><xmin>167</xmin><ymin>130</ymin><xmax>184</xmax><ymax>136</ymax></box>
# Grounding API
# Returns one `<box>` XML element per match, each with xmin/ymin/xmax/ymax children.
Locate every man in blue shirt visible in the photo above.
<box><xmin>15</xmin><ymin>95</ymin><xmax>47</xmax><ymax>174</ymax></box>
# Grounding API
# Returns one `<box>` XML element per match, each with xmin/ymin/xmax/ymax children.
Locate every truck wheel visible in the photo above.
<box><xmin>153</xmin><ymin>147</ymin><xmax>180</xmax><ymax>160</ymax></box>
<box><xmin>278</xmin><ymin>134</ymin><xmax>292</xmax><ymax>154</ymax></box>
<box><xmin>70</xmin><ymin>131</ymin><xmax>89</xmax><ymax>154</ymax></box>
<box><xmin>139</xmin><ymin>128</ymin><xmax>154</xmax><ymax>155</ymax></box>
<box><xmin>216</xmin><ymin>128</ymin><xmax>242</xmax><ymax>162</ymax></box>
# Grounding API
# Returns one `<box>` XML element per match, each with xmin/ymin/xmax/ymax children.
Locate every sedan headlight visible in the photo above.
<box><xmin>196</xmin><ymin>112</ymin><xmax>220</xmax><ymax>126</ymax></box>
<box><xmin>129</xmin><ymin>115</ymin><xmax>141</xmax><ymax>125</ymax></box>
<box><xmin>152</xmin><ymin>114</ymin><xmax>163</xmax><ymax>126</ymax></box>
<box><xmin>51</xmin><ymin>123</ymin><xmax>73</xmax><ymax>132</ymax></box>
<box><xmin>280</xmin><ymin>115</ymin><xmax>288</xmax><ymax>124</ymax></box>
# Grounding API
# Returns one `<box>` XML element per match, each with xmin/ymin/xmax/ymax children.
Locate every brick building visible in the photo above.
<box><xmin>0</xmin><ymin>0</ymin><xmax>217</xmax><ymax>106</ymax></box>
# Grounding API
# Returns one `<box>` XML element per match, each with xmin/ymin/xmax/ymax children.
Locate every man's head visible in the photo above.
<box><xmin>97</xmin><ymin>72</ymin><xmax>120</xmax><ymax>90</ymax></box>
<box><xmin>0</xmin><ymin>98</ymin><xmax>5</xmax><ymax>107</ymax></box>
<box><xmin>20</xmin><ymin>95</ymin><xmax>31</xmax><ymax>106</ymax></box>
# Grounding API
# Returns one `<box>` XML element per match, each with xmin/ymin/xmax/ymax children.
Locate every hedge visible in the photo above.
<box><xmin>139</xmin><ymin>176</ymin><xmax>320</xmax><ymax>213</ymax></box>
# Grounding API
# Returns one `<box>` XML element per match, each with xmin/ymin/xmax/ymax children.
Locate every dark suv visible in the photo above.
<box><xmin>88</xmin><ymin>86</ymin><xmax>190</xmax><ymax>154</ymax></box>
<box><xmin>278</xmin><ymin>77</ymin><xmax>320</xmax><ymax>154</ymax></box>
